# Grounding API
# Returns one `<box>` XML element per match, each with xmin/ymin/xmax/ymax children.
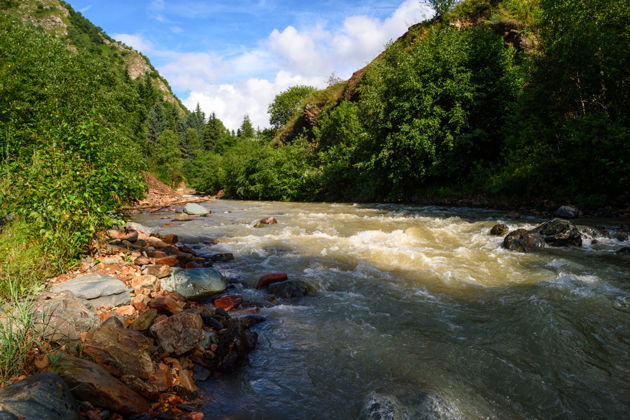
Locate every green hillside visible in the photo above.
<box><xmin>186</xmin><ymin>0</ymin><xmax>629</xmax><ymax>207</ymax></box>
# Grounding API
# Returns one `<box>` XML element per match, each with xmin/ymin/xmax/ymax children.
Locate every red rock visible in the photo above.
<box><xmin>144</xmin><ymin>264</ymin><xmax>172</xmax><ymax>279</ymax></box>
<box><xmin>160</xmin><ymin>234</ymin><xmax>179</xmax><ymax>244</ymax></box>
<box><xmin>57</xmin><ymin>354</ymin><xmax>151</xmax><ymax>415</ymax></box>
<box><xmin>114</xmin><ymin>305</ymin><xmax>136</xmax><ymax>317</ymax></box>
<box><xmin>183</xmin><ymin>262</ymin><xmax>204</xmax><ymax>269</ymax></box>
<box><xmin>260</xmin><ymin>217</ymin><xmax>277</xmax><ymax>225</ymax></box>
<box><xmin>213</xmin><ymin>295</ymin><xmax>243</xmax><ymax>311</ymax></box>
<box><xmin>179</xmin><ymin>245</ymin><xmax>194</xmax><ymax>254</ymax></box>
<box><xmin>188</xmin><ymin>413</ymin><xmax>204</xmax><ymax>420</ymax></box>
<box><xmin>134</xmin><ymin>257</ymin><xmax>151</xmax><ymax>266</ymax></box>
<box><xmin>149</xmin><ymin>296</ymin><xmax>184</xmax><ymax>315</ymax></box>
<box><xmin>255</xmin><ymin>272</ymin><xmax>288</xmax><ymax>289</ymax></box>
<box><xmin>150</xmin><ymin>312</ymin><xmax>204</xmax><ymax>355</ymax></box>
<box><xmin>155</xmin><ymin>256</ymin><xmax>179</xmax><ymax>267</ymax></box>
<box><xmin>147</xmin><ymin>236</ymin><xmax>169</xmax><ymax>248</ymax></box>
<box><xmin>148</xmin><ymin>362</ymin><xmax>173</xmax><ymax>392</ymax></box>
<box><xmin>164</xmin><ymin>357</ymin><xmax>197</xmax><ymax>393</ymax></box>
<box><xmin>131</xmin><ymin>275</ymin><xmax>161</xmax><ymax>292</ymax></box>
<box><xmin>232</xmin><ymin>307</ymin><xmax>260</xmax><ymax>314</ymax></box>
<box><xmin>132</xmin><ymin>294</ymin><xmax>151</xmax><ymax>311</ymax></box>
<box><xmin>148</xmin><ymin>249</ymin><xmax>168</xmax><ymax>259</ymax></box>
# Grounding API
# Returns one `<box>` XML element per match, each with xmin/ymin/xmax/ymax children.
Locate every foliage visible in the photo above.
<box><xmin>238</xmin><ymin>115</ymin><xmax>255</xmax><ymax>139</ymax></box>
<box><xmin>268</xmin><ymin>85</ymin><xmax>317</xmax><ymax>129</ymax></box>
<box><xmin>152</xmin><ymin>130</ymin><xmax>185</xmax><ymax>187</ymax></box>
<box><xmin>423</xmin><ymin>0</ymin><xmax>457</xmax><ymax>18</ymax></box>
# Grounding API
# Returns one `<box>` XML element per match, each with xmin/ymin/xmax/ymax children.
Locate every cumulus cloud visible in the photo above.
<box><xmin>148</xmin><ymin>0</ymin><xmax>433</xmax><ymax>129</ymax></box>
<box><xmin>112</xmin><ymin>33</ymin><xmax>154</xmax><ymax>53</ymax></box>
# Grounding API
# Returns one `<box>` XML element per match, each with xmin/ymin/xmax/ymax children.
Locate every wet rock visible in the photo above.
<box><xmin>614</xmin><ymin>231</ymin><xmax>629</xmax><ymax>242</ymax></box>
<box><xmin>125</xmin><ymin>222</ymin><xmax>158</xmax><ymax>236</ymax></box>
<box><xmin>502</xmin><ymin>229</ymin><xmax>546</xmax><ymax>253</ymax></box>
<box><xmin>52</xmin><ymin>274</ymin><xmax>130</xmax><ymax>309</ymax></box>
<box><xmin>174</xmin><ymin>213</ymin><xmax>194</xmax><ymax>222</ymax></box>
<box><xmin>616</xmin><ymin>247</ymin><xmax>630</xmax><ymax>255</ymax></box>
<box><xmin>252</xmin><ymin>217</ymin><xmax>277</xmax><ymax>228</ymax></box>
<box><xmin>57</xmin><ymin>354</ymin><xmax>151</xmax><ymax>416</ymax></box>
<box><xmin>149</xmin><ymin>296</ymin><xmax>185</xmax><ymax>315</ymax></box>
<box><xmin>160</xmin><ymin>234</ymin><xmax>179</xmax><ymax>244</ymax></box>
<box><xmin>32</xmin><ymin>291</ymin><xmax>100</xmax><ymax>341</ymax></box>
<box><xmin>150</xmin><ymin>311</ymin><xmax>204</xmax><ymax>355</ymax></box>
<box><xmin>532</xmin><ymin>218</ymin><xmax>582</xmax><ymax>247</ymax></box>
<box><xmin>412</xmin><ymin>392</ymin><xmax>463</xmax><ymax>420</ymax></box>
<box><xmin>130</xmin><ymin>309</ymin><xmax>159</xmax><ymax>331</ymax></box>
<box><xmin>144</xmin><ymin>264</ymin><xmax>172</xmax><ymax>279</ymax></box>
<box><xmin>210</xmin><ymin>253</ymin><xmax>234</xmax><ymax>263</ymax></box>
<box><xmin>553</xmin><ymin>205</ymin><xmax>579</xmax><ymax>219</ymax></box>
<box><xmin>162</xmin><ymin>268</ymin><xmax>227</xmax><ymax>299</ymax></box>
<box><xmin>360</xmin><ymin>392</ymin><xmax>408</xmax><ymax>420</ymax></box>
<box><xmin>267</xmin><ymin>280</ymin><xmax>314</xmax><ymax>298</ymax></box>
<box><xmin>489</xmin><ymin>224</ymin><xmax>509</xmax><ymax>236</ymax></box>
<box><xmin>147</xmin><ymin>236</ymin><xmax>170</xmax><ymax>249</ymax></box>
<box><xmin>193</xmin><ymin>365</ymin><xmax>211</xmax><ymax>382</ymax></box>
<box><xmin>83</xmin><ymin>325</ymin><xmax>155</xmax><ymax>379</ymax></box>
<box><xmin>213</xmin><ymin>295</ymin><xmax>243</xmax><ymax>311</ymax></box>
<box><xmin>255</xmin><ymin>272</ymin><xmax>288</xmax><ymax>289</ymax></box>
<box><xmin>155</xmin><ymin>256</ymin><xmax>179</xmax><ymax>267</ymax></box>
<box><xmin>0</xmin><ymin>373</ymin><xmax>80</xmax><ymax>420</ymax></box>
<box><xmin>183</xmin><ymin>203</ymin><xmax>209</xmax><ymax>216</ymax></box>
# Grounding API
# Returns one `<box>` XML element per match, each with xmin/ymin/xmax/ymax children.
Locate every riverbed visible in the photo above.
<box><xmin>133</xmin><ymin>200</ymin><xmax>630</xmax><ymax>419</ymax></box>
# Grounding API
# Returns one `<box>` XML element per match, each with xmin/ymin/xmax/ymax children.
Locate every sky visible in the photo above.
<box><xmin>67</xmin><ymin>0</ymin><xmax>434</xmax><ymax>129</ymax></box>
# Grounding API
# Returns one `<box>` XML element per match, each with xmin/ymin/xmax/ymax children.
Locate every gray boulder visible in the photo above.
<box><xmin>52</xmin><ymin>274</ymin><xmax>131</xmax><ymax>308</ymax></box>
<box><xmin>33</xmin><ymin>291</ymin><xmax>100</xmax><ymax>341</ymax></box>
<box><xmin>0</xmin><ymin>373</ymin><xmax>80</xmax><ymax>420</ymax></box>
<box><xmin>412</xmin><ymin>392</ymin><xmax>463</xmax><ymax>420</ymax></box>
<box><xmin>502</xmin><ymin>229</ymin><xmax>546</xmax><ymax>253</ymax></box>
<box><xmin>124</xmin><ymin>222</ymin><xmax>158</xmax><ymax>235</ymax></box>
<box><xmin>183</xmin><ymin>203</ymin><xmax>209</xmax><ymax>215</ymax></box>
<box><xmin>360</xmin><ymin>393</ymin><xmax>408</xmax><ymax>420</ymax></box>
<box><xmin>267</xmin><ymin>280</ymin><xmax>315</xmax><ymax>298</ymax></box>
<box><xmin>553</xmin><ymin>205</ymin><xmax>579</xmax><ymax>219</ymax></box>
<box><xmin>532</xmin><ymin>218</ymin><xmax>582</xmax><ymax>247</ymax></box>
<box><xmin>162</xmin><ymin>268</ymin><xmax>226</xmax><ymax>299</ymax></box>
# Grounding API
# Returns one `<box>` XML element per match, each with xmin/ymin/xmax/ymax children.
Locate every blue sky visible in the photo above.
<box><xmin>67</xmin><ymin>0</ymin><xmax>434</xmax><ymax>128</ymax></box>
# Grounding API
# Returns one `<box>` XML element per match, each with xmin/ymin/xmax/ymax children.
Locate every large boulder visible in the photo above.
<box><xmin>82</xmin><ymin>325</ymin><xmax>155</xmax><ymax>379</ymax></box>
<box><xmin>32</xmin><ymin>291</ymin><xmax>100</xmax><ymax>341</ymax></box>
<box><xmin>51</xmin><ymin>274</ymin><xmax>131</xmax><ymax>308</ymax></box>
<box><xmin>162</xmin><ymin>268</ymin><xmax>226</xmax><ymax>299</ymax></box>
<box><xmin>502</xmin><ymin>229</ymin><xmax>546</xmax><ymax>253</ymax></box>
<box><xmin>532</xmin><ymin>218</ymin><xmax>582</xmax><ymax>247</ymax></box>
<box><xmin>0</xmin><ymin>373</ymin><xmax>80</xmax><ymax>420</ymax></box>
<box><xmin>553</xmin><ymin>205</ymin><xmax>579</xmax><ymax>219</ymax></box>
<box><xmin>267</xmin><ymin>280</ymin><xmax>315</xmax><ymax>298</ymax></box>
<box><xmin>412</xmin><ymin>392</ymin><xmax>463</xmax><ymax>420</ymax></box>
<box><xmin>56</xmin><ymin>355</ymin><xmax>151</xmax><ymax>415</ymax></box>
<box><xmin>183</xmin><ymin>203</ymin><xmax>209</xmax><ymax>215</ymax></box>
<box><xmin>125</xmin><ymin>222</ymin><xmax>158</xmax><ymax>235</ymax></box>
<box><xmin>150</xmin><ymin>311</ymin><xmax>204</xmax><ymax>355</ymax></box>
<box><xmin>360</xmin><ymin>392</ymin><xmax>408</xmax><ymax>420</ymax></box>
<box><xmin>489</xmin><ymin>224</ymin><xmax>509</xmax><ymax>236</ymax></box>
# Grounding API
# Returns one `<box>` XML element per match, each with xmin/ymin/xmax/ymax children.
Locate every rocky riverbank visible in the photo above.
<box><xmin>0</xmin><ymin>203</ymin><xmax>307</xmax><ymax>420</ymax></box>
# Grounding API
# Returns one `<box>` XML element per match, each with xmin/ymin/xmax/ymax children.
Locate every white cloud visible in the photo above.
<box><xmin>154</xmin><ymin>0</ymin><xmax>433</xmax><ymax>129</ymax></box>
<box><xmin>112</xmin><ymin>33</ymin><xmax>154</xmax><ymax>53</ymax></box>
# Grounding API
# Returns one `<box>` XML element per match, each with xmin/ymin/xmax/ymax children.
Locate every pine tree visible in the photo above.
<box><xmin>202</xmin><ymin>112</ymin><xmax>228</xmax><ymax>150</ymax></box>
<box><xmin>238</xmin><ymin>115</ymin><xmax>255</xmax><ymax>139</ymax></box>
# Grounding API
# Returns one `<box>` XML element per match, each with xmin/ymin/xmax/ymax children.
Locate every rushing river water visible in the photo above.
<box><xmin>133</xmin><ymin>200</ymin><xmax>630</xmax><ymax>419</ymax></box>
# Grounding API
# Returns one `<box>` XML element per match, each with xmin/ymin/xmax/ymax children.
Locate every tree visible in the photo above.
<box><xmin>238</xmin><ymin>115</ymin><xmax>255</xmax><ymax>139</ymax></box>
<box><xmin>181</xmin><ymin>127</ymin><xmax>201</xmax><ymax>160</ymax></box>
<box><xmin>268</xmin><ymin>85</ymin><xmax>316</xmax><ymax>129</ymax></box>
<box><xmin>186</xmin><ymin>103</ymin><xmax>206</xmax><ymax>139</ymax></box>
<box><xmin>202</xmin><ymin>112</ymin><xmax>228</xmax><ymax>150</ymax></box>
<box><xmin>423</xmin><ymin>0</ymin><xmax>455</xmax><ymax>18</ymax></box>
<box><xmin>153</xmin><ymin>129</ymin><xmax>184</xmax><ymax>186</ymax></box>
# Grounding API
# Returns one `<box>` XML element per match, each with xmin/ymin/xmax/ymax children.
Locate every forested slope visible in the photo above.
<box><xmin>186</xmin><ymin>0</ymin><xmax>629</xmax><ymax>208</ymax></box>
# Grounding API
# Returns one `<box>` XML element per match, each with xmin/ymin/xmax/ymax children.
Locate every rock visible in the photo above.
<box><xmin>150</xmin><ymin>311</ymin><xmax>204</xmax><ymax>355</ymax></box>
<box><xmin>148</xmin><ymin>296</ymin><xmax>185</xmax><ymax>315</ymax></box>
<box><xmin>132</xmin><ymin>294</ymin><xmax>151</xmax><ymax>311</ymax></box>
<box><xmin>32</xmin><ymin>291</ymin><xmax>100</xmax><ymax>341</ymax></box>
<box><xmin>83</xmin><ymin>325</ymin><xmax>155</xmax><ymax>379</ymax></box>
<box><xmin>120</xmin><ymin>375</ymin><xmax>160</xmax><ymax>401</ymax></box>
<box><xmin>174</xmin><ymin>213</ymin><xmax>194</xmax><ymax>222</ymax></box>
<box><xmin>210</xmin><ymin>253</ymin><xmax>234</xmax><ymax>263</ymax></box>
<box><xmin>146</xmin><ymin>236</ymin><xmax>170</xmax><ymax>249</ymax></box>
<box><xmin>412</xmin><ymin>392</ymin><xmax>463</xmax><ymax>420</ymax></box>
<box><xmin>0</xmin><ymin>373</ymin><xmax>80</xmax><ymax>420</ymax></box>
<box><xmin>144</xmin><ymin>264</ymin><xmax>172</xmax><ymax>279</ymax></box>
<box><xmin>616</xmin><ymin>247</ymin><xmax>630</xmax><ymax>255</ymax></box>
<box><xmin>267</xmin><ymin>280</ymin><xmax>314</xmax><ymax>298</ymax></box>
<box><xmin>614</xmin><ymin>231</ymin><xmax>629</xmax><ymax>242</ymax></box>
<box><xmin>125</xmin><ymin>222</ymin><xmax>158</xmax><ymax>236</ymax></box>
<box><xmin>553</xmin><ymin>205</ymin><xmax>579</xmax><ymax>219</ymax></box>
<box><xmin>113</xmin><ymin>305</ymin><xmax>136</xmax><ymax>317</ymax></box>
<box><xmin>213</xmin><ymin>295</ymin><xmax>243</xmax><ymax>311</ymax></box>
<box><xmin>489</xmin><ymin>223</ymin><xmax>509</xmax><ymax>236</ymax></box>
<box><xmin>255</xmin><ymin>272</ymin><xmax>288</xmax><ymax>289</ymax></box>
<box><xmin>132</xmin><ymin>275</ymin><xmax>161</xmax><ymax>292</ymax></box>
<box><xmin>162</xmin><ymin>268</ymin><xmax>227</xmax><ymax>299</ymax></box>
<box><xmin>107</xmin><ymin>229</ymin><xmax>138</xmax><ymax>242</ymax></box>
<box><xmin>183</xmin><ymin>203</ymin><xmax>209</xmax><ymax>216</ymax></box>
<box><xmin>51</xmin><ymin>274</ymin><xmax>131</xmax><ymax>308</ymax></box>
<box><xmin>56</xmin><ymin>355</ymin><xmax>151</xmax><ymax>416</ymax></box>
<box><xmin>532</xmin><ymin>218</ymin><xmax>582</xmax><ymax>247</ymax></box>
<box><xmin>160</xmin><ymin>234</ymin><xmax>179</xmax><ymax>244</ymax></box>
<box><xmin>252</xmin><ymin>217</ymin><xmax>277</xmax><ymax>228</ymax></box>
<box><xmin>502</xmin><ymin>229</ymin><xmax>546</xmax><ymax>253</ymax></box>
<box><xmin>360</xmin><ymin>392</ymin><xmax>408</xmax><ymax>420</ymax></box>
<box><xmin>134</xmin><ymin>256</ymin><xmax>151</xmax><ymax>266</ymax></box>
<box><xmin>130</xmin><ymin>309</ymin><xmax>159</xmax><ymax>331</ymax></box>
<box><xmin>155</xmin><ymin>256</ymin><xmax>179</xmax><ymax>267</ymax></box>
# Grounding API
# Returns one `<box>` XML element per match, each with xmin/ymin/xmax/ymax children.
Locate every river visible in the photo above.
<box><xmin>132</xmin><ymin>200</ymin><xmax>630</xmax><ymax>419</ymax></box>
